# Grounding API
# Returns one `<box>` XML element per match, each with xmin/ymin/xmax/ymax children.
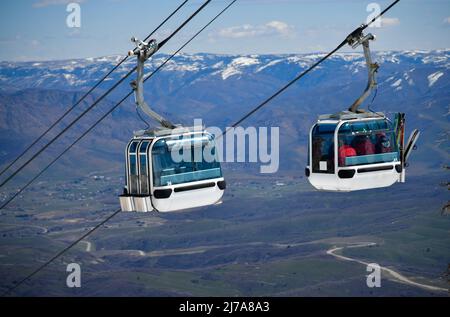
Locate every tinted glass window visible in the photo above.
<box><xmin>139</xmin><ymin>141</ymin><xmax>149</xmax><ymax>153</ymax></box>
<box><xmin>311</xmin><ymin>124</ymin><xmax>336</xmax><ymax>174</ymax></box>
<box><xmin>152</xmin><ymin>134</ymin><xmax>222</xmax><ymax>187</ymax></box>
<box><xmin>140</xmin><ymin>155</ymin><xmax>147</xmax><ymax>176</ymax></box>
<box><xmin>128</xmin><ymin>141</ymin><xmax>139</xmax><ymax>194</ymax></box>
<box><xmin>130</xmin><ymin>155</ymin><xmax>137</xmax><ymax>175</ymax></box>
<box><xmin>338</xmin><ymin>119</ymin><xmax>399</xmax><ymax>167</ymax></box>
<box><xmin>129</xmin><ymin>141</ymin><xmax>138</xmax><ymax>153</ymax></box>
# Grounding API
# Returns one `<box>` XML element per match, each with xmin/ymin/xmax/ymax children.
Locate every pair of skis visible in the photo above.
<box><xmin>395</xmin><ymin>113</ymin><xmax>420</xmax><ymax>182</ymax></box>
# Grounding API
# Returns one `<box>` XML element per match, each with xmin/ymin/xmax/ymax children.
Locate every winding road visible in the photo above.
<box><xmin>327</xmin><ymin>242</ymin><xmax>449</xmax><ymax>293</ymax></box>
<box><xmin>76</xmin><ymin>237</ymin><xmax>448</xmax><ymax>294</ymax></box>
<box><xmin>81</xmin><ymin>240</ymin><xmax>93</xmax><ymax>252</ymax></box>
<box><xmin>0</xmin><ymin>223</ymin><xmax>48</xmax><ymax>234</ymax></box>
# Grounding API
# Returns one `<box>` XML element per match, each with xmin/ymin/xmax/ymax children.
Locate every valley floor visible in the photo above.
<box><xmin>0</xmin><ymin>171</ymin><xmax>449</xmax><ymax>296</ymax></box>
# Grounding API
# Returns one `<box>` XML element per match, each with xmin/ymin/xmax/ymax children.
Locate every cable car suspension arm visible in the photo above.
<box><xmin>129</xmin><ymin>38</ymin><xmax>176</xmax><ymax>129</ymax></box>
<box><xmin>347</xmin><ymin>31</ymin><xmax>379</xmax><ymax>113</ymax></box>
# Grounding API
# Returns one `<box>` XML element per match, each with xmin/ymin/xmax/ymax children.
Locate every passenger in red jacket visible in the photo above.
<box><xmin>338</xmin><ymin>140</ymin><xmax>357</xmax><ymax>166</ymax></box>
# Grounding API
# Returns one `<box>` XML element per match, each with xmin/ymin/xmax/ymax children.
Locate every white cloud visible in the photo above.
<box><xmin>381</xmin><ymin>17</ymin><xmax>400</xmax><ymax>27</ymax></box>
<box><xmin>216</xmin><ymin>21</ymin><xmax>295</xmax><ymax>39</ymax></box>
<box><xmin>33</xmin><ymin>0</ymin><xmax>85</xmax><ymax>8</ymax></box>
<box><xmin>444</xmin><ymin>17</ymin><xmax>450</xmax><ymax>25</ymax></box>
<box><xmin>265</xmin><ymin>21</ymin><xmax>292</xmax><ymax>36</ymax></box>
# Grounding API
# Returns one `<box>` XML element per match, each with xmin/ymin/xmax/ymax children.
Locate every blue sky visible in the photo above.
<box><xmin>0</xmin><ymin>0</ymin><xmax>449</xmax><ymax>61</ymax></box>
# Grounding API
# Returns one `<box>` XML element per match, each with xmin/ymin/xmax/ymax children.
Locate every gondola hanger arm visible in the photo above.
<box><xmin>129</xmin><ymin>37</ymin><xmax>176</xmax><ymax>130</ymax></box>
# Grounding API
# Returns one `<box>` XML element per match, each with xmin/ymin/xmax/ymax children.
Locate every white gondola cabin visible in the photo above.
<box><xmin>305</xmin><ymin>111</ymin><xmax>407</xmax><ymax>192</ymax></box>
<box><xmin>120</xmin><ymin>127</ymin><xmax>225</xmax><ymax>212</ymax></box>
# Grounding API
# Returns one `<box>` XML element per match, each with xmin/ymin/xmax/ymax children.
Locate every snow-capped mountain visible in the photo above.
<box><xmin>0</xmin><ymin>50</ymin><xmax>448</xmax><ymax>176</ymax></box>
<box><xmin>0</xmin><ymin>50</ymin><xmax>448</xmax><ymax>91</ymax></box>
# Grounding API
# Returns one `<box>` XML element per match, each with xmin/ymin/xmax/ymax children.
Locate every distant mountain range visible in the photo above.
<box><xmin>0</xmin><ymin>50</ymin><xmax>448</xmax><ymax>179</ymax></box>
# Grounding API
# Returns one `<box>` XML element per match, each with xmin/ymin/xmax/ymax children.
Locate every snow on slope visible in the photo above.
<box><xmin>427</xmin><ymin>71</ymin><xmax>444</xmax><ymax>87</ymax></box>
<box><xmin>220</xmin><ymin>56</ymin><xmax>260</xmax><ymax>80</ymax></box>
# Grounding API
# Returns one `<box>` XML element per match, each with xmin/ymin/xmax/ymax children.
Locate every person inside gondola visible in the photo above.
<box><xmin>375</xmin><ymin>133</ymin><xmax>392</xmax><ymax>153</ymax></box>
<box><xmin>338</xmin><ymin>138</ymin><xmax>357</xmax><ymax>166</ymax></box>
<box><xmin>352</xmin><ymin>135</ymin><xmax>375</xmax><ymax>156</ymax></box>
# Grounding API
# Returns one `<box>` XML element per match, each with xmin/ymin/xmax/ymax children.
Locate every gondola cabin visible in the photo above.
<box><xmin>119</xmin><ymin>127</ymin><xmax>225</xmax><ymax>212</ymax></box>
<box><xmin>305</xmin><ymin>111</ymin><xmax>404</xmax><ymax>192</ymax></box>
